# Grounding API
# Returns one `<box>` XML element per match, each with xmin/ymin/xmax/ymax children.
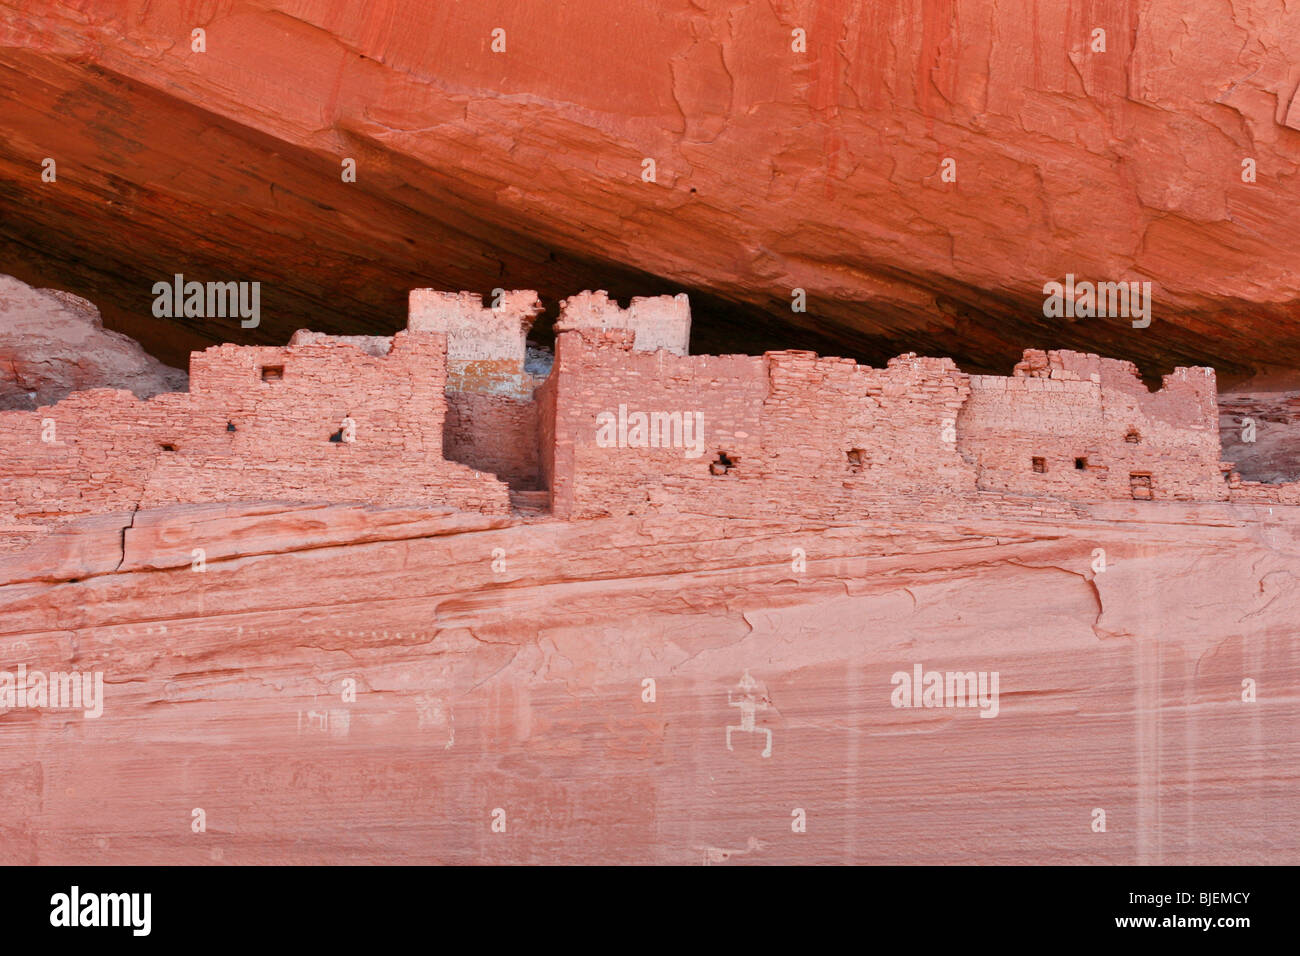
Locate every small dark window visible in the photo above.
<box><xmin>1075</xmin><ymin>457</ymin><xmax>1087</xmax><ymax>470</ymax></box>
<box><xmin>1032</xmin><ymin>457</ymin><xmax>1046</xmax><ymax>473</ymax></box>
<box><xmin>260</xmin><ymin>365</ymin><xmax>284</xmax><ymax>382</ymax></box>
<box><xmin>159</xmin><ymin>443</ymin><xmax>176</xmax><ymax>452</ymax></box>
<box><xmin>710</xmin><ymin>451</ymin><xmax>736</xmax><ymax>476</ymax></box>
<box><xmin>226</xmin><ymin>421</ymin><xmax>237</xmax><ymax>432</ymax></box>
<box><xmin>1130</xmin><ymin>473</ymin><xmax>1152</xmax><ymax>500</ymax></box>
<box><xmin>847</xmin><ymin>449</ymin><xmax>865</xmax><ymax>472</ymax></box>
<box><xmin>1124</xmin><ymin>429</ymin><xmax>1141</xmax><ymax>444</ymax></box>
<box><xmin>329</xmin><ymin>428</ymin><xmax>344</xmax><ymax>443</ymax></box>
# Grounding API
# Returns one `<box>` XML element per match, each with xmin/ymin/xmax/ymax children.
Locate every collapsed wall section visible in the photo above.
<box><xmin>1227</xmin><ymin>480</ymin><xmax>1300</xmax><ymax>505</ymax></box>
<box><xmin>556</xmin><ymin>291</ymin><xmax>691</xmax><ymax>356</ymax></box>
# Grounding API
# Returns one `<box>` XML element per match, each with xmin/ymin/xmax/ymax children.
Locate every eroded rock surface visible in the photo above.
<box><xmin>0</xmin><ymin>501</ymin><xmax>1295</xmax><ymax>864</ymax></box>
<box><xmin>0</xmin><ymin>274</ymin><xmax>186</xmax><ymax>410</ymax></box>
<box><xmin>0</xmin><ymin>297</ymin><xmax>1295</xmax><ymax>863</ymax></box>
<box><xmin>0</xmin><ymin>2</ymin><xmax>1297</xmax><ymax>374</ymax></box>
<box><xmin>2</xmin><ymin>1</ymin><xmax>1298</xmax><ymax>865</ymax></box>
<box><xmin>1220</xmin><ymin>388</ymin><xmax>1300</xmax><ymax>483</ymax></box>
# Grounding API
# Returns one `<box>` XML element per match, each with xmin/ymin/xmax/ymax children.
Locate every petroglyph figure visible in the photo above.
<box><xmin>702</xmin><ymin>835</ymin><xmax>765</xmax><ymax>865</ymax></box>
<box><xmin>296</xmin><ymin>705</ymin><xmax>350</xmax><ymax>738</ymax></box>
<box><xmin>726</xmin><ymin>670</ymin><xmax>772</xmax><ymax>758</ymax></box>
<box><xmin>301</xmin><ymin>709</ymin><xmax>328</xmax><ymax>733</ymax></box>
<box><xmin>415</xmin><ymin>694</ymin><xmax>455</xmax><ymax>749</ymax></box>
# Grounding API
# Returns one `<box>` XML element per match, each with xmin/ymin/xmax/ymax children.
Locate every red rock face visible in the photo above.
<box><xmin>1220</xmin><ymin>389</ymin><xmax>1300</xmax><ymax>483</ymax></box>
<box><xmin>1</xmin><ymin>501</ymin><xmax>1297</xmax><ymax>864</ymax></box>
<box><xmin>1</xmin><ymin>1</ymin><xmax>1298</xmax><ymax>374</ymax></box>
<box><xmin>2</xmin><ymin>4</ymin><xmax>1299</xmax><ymax>867</ymax></box>
<box><xmin>0</xmin><ymin>275</ymin><xmax>186</xmax><ymax>410</ymax></box>
<box><xmin>2</xmin><ymin>282</ymin><xmax>1299</xmax><ymax>864</ymax></box>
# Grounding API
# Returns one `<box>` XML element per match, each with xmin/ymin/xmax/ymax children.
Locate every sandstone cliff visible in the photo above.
<box><xmin>2</xmin><ymin>1</ymin><xmax>1298</xmax><ymax>867</ymax></box>
<box><xmin>0</xmin><ymin>274</ymin><xmax>186</xmax><ymax>410</ymax></box>
<box><xmin>1</xmin><ymin>1</ymin><xmax>1297</xmax><ymax>375</ymax></box>
<box><xmin>1</xmin><ymin>284</ymin><xmax>1298</xmax><ymax>864</ymax></box>
<box><xmin>1</xmin><ymin>499</ymin><xmax>1295</xmax><ymax>864</ymax></box>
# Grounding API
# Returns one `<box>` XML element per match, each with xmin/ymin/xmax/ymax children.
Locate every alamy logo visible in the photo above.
<box><xmin>50</xmin><ymin>886</ymin><xmax>150</xmax><ymax>936</ymax></box>
<box><xmin>595</xmin><ymin>404</ymin><xmax>706</xmax><ymax>459</ymax></box>
<box><xmin>1042</xmin><ymin>274</ymin><xmax>1151</xmax><ymax>328</ymax></box>
<box><xmin>0</xmin><ymin>665</ymin><xmax>104</xmax><ymax>718</ymax></box>
<box><xmin>152</xmin><ymin>273</ymin><xmax>260</xmax><ymax>328</ymax></box>
<box><xmin>890</xmin><ymin>663</ymin><xmax>1000</xmax><ymax>718</ymax></box>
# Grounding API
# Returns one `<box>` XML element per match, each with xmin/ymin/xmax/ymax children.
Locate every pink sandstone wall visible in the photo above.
<box><xmin>535</xmin><ymin>370</ymin><xmax>558</xmax><ymax>499</ymax></box>
<box><xmin>549</xmin><ymin>328</ymin><xmax>767</xmax><ymax>519</ymax></box>
<box><xmin>547</xmin><ymin>335</ymin><xmax>1231</xmax><ymax>520</ymax></box>
<box><xmin>958</xmin><ymin>349</ymin><xmax>1228</xmax><ymax>502</ymax></box>
<box><xmin>0</xmin><ymin>330</ymin><xmax>511</xmax><ymax>527</ymax></box>
<box><xmin>407</xmin><ymin>289</ymin><xmax>542</xmax><ymax>397</ymax></box>
<box><xmin>556</xmin><ymin>291</ymin><xmax>692</xmax><ymax>356</ymax></box>
<box><xmin>443</xmin><ymin>392</ymin><xmax>540</xmax><ymax>490</ymax></box>
<box><xmin>548</xmin><ymin>331</ymin><xmax>980</xmax><ymax>520</ymax></box>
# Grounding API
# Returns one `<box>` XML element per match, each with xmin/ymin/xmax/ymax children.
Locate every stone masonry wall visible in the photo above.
<box><xmin>548</xmin><ymin>335</ymin><xmax>1227</xmax><ymax>519</ymax></box>
<box><xmin>547</xmin><ymin>328</ymin><xmax>766</xmax><ymax>518</ymax></box>
<box><xmin>0</xmin><ymin>330</ymin><xmax>511</xmax><ymax>527</ymax></box>
<box><xmin>407</xmin><ymin>289</ymin><xmax>542</xmax><ymax>396</ymax></box>
<box><xmin>548</xmin><ymin>331</ymin><xmax>979</xmax><ymax>519</ymax></box>
<box><xmin>958</xmin><ymin>349</ymin><xmax>1228</xmax><ymax>502</ymax></box>
<box><xmin>535</xmin><ymin>370</ymin><xmax>558</xmax><ymax>498</ymax></box>
<box><xmin>444</xmin><ymin>392</ymin><xmax>541</xmax><ymax>490</ymax></box>
<box><xmin>555</xmin><ymin>291</ymin><xmax>691</xmax><ymax>356</ymax></box>
<box><xmin>761</xmin><ymin>350</ymin><xmax>976</xmax><ymax>494</ymax></box>
<box><xmin>1</xmin><ymin>287</ymin><xmax>1240</xmax><ymax>533</ymax></box>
